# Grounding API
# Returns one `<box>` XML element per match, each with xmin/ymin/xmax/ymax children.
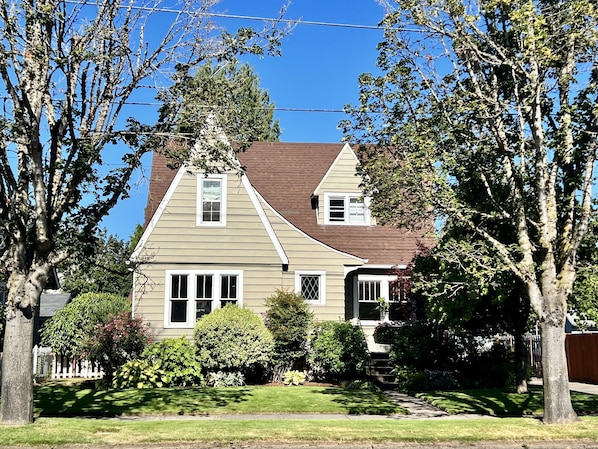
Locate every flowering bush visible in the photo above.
<box><xmin>84</xmin><ymin>311</ymin><xmax>152</xmax><ymax>382</ymax></box>
<box><xmin>283</xmin><ymin>370</ymin><xmax>306</xmax><ymax>386</ymax></box>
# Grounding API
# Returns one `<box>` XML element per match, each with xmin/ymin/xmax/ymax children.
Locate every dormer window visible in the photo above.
<box><xmin>197</xmin><ymin>174</ymin><xmax>227</xmax><ymax>227</ymax></box>
<box><xmin>324</xmin><ymin>193</ymin><xmax>369</xmax><ymax>225</ymax></box>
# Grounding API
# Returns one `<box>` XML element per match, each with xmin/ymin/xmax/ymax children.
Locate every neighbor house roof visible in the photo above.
<box><xmin>145</xmin><ymin>142</ymin><xmax>431</xmax><ymax>266</ymax></box>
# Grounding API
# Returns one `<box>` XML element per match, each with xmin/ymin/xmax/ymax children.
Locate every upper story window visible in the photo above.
<box><xmin>324</xmin><ymin>193</ymin><xmax>369</xmax><ymax>225</ymax></box>
<box><xmin>197</xmin><ymin>174</ymin><xmax>227</xmax><ymax>227</ymax></box>
<box><xmin>295</xmin><ymin>271</ymin><xmax>326</xmax><ymax>305</ymax></box>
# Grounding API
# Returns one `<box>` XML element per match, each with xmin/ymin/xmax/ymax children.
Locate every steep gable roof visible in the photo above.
<box><xmin>237</xmin><ymin>142</ymin><xmax>428</xmax><ymax>266</ymax></box>
<box><xmin>144</xmin><ymin>142</ymin><xmax>430</xmax><ymax>267</ymax></box>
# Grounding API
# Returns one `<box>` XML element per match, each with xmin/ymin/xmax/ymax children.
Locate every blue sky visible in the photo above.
<box><xmin>102</xmin><ymin>0</ymin><xmax>388</xmax><ymax>240</ymax></box>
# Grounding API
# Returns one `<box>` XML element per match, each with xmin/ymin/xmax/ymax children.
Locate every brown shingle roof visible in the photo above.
<box><xmin>238</xmin><ymin>142</ymin><xmax>428</xmax><ymax>265</ymax></box>
<box><xmin>145</xmin><ymin>142</ymin><xmax>430</xmax><ymax>266</ymax></box>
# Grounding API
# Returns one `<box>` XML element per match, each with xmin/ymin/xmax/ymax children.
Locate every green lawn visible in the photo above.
<box><xmin>0</xmin><ymin>381</ymin><xmax>592</xmax><ymax>447</ymax></box>
<box><xmin>417</xmin><ymin>386</ymin><xmax>598</xmax><ymax>416</ymax></box>
<box><xmin>34</xmin><ymin>381</ymin><xmax>406</xmax><ymax>417</ymax></box>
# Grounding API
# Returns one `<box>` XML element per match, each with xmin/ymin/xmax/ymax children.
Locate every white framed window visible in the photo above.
<box><xmin>197</xmin><ymin>174</ymin><xmax>227</xmax><ymax>227</ymax></box>
<box><xmin>355</xmin><ymin>274</ymin><xmax>403</xmax><ymax>322</ymax></box>
<box><xmin>324</xmin><ymin>193</ymin><xmax>369</xmax><ymax>225</ymax></box>
<box><xmin>165</xmin><ymin>270</ymin><xmax>242</xmax><ymax>328</ymax></box>
<box><xmin>295</xmin><ymin>271</ymin><xmax>326</xmax><ymax>305</ymax></box>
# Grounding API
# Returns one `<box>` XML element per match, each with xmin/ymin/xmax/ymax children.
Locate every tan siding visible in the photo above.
<box><xmin>135</xmin><ymin>162</ymin><xmax>365</xmax><ymax>340</ymax></box>
<box><xmin>137</xmin><ymin>171</ymin><xmax>283</xmax><ymax>265</ymax></box>
<box><xmin>263</xmin><ymin>200</ymin><xmax>363</xmax><ymax>322</ymax></box>
<box><xmin>314</xmin><ymin>146</ymin><xmax>364</xmax><ymax>224</ymax></box>
<box><xmin>317</xmin><ymin>146</ymin><xmax>361</xmax><ymax>194</ymax></box>
<box><xmin>134</xmin><ymin>262</ymin><xmax>287</xmax><ymax>341</ymax></box>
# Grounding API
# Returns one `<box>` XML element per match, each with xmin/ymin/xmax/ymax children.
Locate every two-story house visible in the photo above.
<box><xmin>131</xmin><ymin>141</ymin><xmax>430</xmax><ymax>347</ymax></box>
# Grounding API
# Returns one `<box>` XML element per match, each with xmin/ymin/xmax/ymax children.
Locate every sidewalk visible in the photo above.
<box><xmin>530</xmin><ymin>377</ymin><xmax>598</xmax><ymax>395</ymax></box>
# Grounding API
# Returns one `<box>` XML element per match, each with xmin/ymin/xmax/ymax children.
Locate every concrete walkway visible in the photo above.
<box><xmin>530</xmin><ymin>377</ymin><xmax>598</xmax><ymax>395</ymax></box>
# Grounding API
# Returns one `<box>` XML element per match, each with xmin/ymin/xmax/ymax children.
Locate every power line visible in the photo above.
<box><xmin>63</xmin><ymin>0</ymin><xmax>389</xmax><ymax>31</ymax></box>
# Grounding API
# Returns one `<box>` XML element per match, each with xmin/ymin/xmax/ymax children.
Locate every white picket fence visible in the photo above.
<box><xmin>0</xmin><ymin>346</ymin><xmax>104</xmax><ymax>380</ymax></box>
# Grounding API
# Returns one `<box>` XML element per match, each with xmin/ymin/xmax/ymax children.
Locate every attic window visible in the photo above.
<box><xmin>324</xmin><ymin>193</ymin><xmax>369</xmax><ymax>225</ymax></box>
<box><xmin>197</xmin><ymin>174</ymin><xmax>227</xmax><ymax>227</ymax></box>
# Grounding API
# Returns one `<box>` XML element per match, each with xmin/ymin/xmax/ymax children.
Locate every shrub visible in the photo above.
<box><xmin>308</xmin><ymin>321</ymin><xmax>369</xmax><ymax>382</ymax></box>
<box><xmin>388</xmin><ymin>321</ymin><xmax>513</xmax><ymax>391</ymax></box>
<box><xmin>194</xmin><ymin>304</ymin><xmax>274</xmax><ymax>381</ymax></box>
<box><xmin>283</xmin><ymin>370</ymin><xmax>306</xmax><ymax>386</ymax></box>
<box><xmin>207</xmin><ymin>371</ymin><xmax>245</xmax><ymax>387</ymax></box>
<box><xmin>112</xmin><ymin>359</ymin><xmax>169</xmax><ymax>389</ymax></box>
<box><xmin>394</xmin><ymin>366</ymin><xmax>460</xmax><ymax>393</ymax></box>
<box><xmin>264</xmin><ymin>290</ymin><xmax>313</xmax><ymax>381</ymax></box>
<box><xmin>84</xmin><ymin>311</ymin><xmax>152</xmax><ymax>382</ymax></box>
<box><xmin>142</xmin><ymin>337</ymin><xmax>204</xmax><ymax>387</ymax></box>
<box><xmin>40</xmin><ymin>292</ymin><xmax>130</xmax><ymax>357</ymax></box>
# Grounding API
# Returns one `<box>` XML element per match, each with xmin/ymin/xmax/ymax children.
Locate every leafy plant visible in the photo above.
<box><xmin>84</xmin><ymin>311</ymin><xmax>152</xmax><ymax>382</ymax></box>
<box><xmin>264</xmin><ymin>290</ymin><xmax>313</xmax><ymax>381</ymax></box>
<box><xmin>308</xmin><ymin>321</ymin><xmax>369</xmax><ymax>382</ymax></box>
<box><xmin>40</xmin><ymin>293</ymin><xmax>130</xmax><ymax>357</ymax></box>
<box><xmin>141</xmin><ymin>337</ymin><xmax>204</xmax><ymax>387</ymax></box>
<box><xmin>112</xmin><ymin>359</ymin><xmax>169</xmax><ymax>389</ymax></box>
<box><xmin>194</xmin><ymin>304</ymin><xmax>274</xmax><ymax>381</ymax></box>
<box><xmin>206</xmin><ymin>371</ymin><xmax>245</xmax><ymax>387</ymax></box>
<box><xmin>283</xmin><ymin>370</ymin><xmax>306</xmax><ymax>386</ymax></box>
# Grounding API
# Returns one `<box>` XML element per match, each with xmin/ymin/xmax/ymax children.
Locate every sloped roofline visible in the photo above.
<box><xmin>313</xmin><ymin>142</ymin><xmax>360</xmax><ymax>195</ymax></box>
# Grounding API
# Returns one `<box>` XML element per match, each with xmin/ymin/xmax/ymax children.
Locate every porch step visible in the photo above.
<box><xmin>367</xmin><ymin>352</ymin><xmax>397</xmax><ymax>389</ymax></box>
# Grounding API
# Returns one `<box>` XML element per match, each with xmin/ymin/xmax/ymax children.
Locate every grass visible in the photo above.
<box><xmin>1</xmin><ymin>417</ymin><xmax>598</xmax><ymax>446</ymax></box>
<box><xmin>33</xmin><ymin>381</ymin><xmax>407</xmax><ymax>417</ymax></box>
<box><xmin>416</xmin><ymin>386</ymin><xmax>598</xmax><ymax>417</ymax></box>
<box><xmin>0</xmin><ymin>381</ymin><xmax>594</xmax><ymax>447</ymax></box>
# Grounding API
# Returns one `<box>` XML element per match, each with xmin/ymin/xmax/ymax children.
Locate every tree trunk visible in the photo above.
<box><xmin>1</xmin><ymin>296</ymin><xmax>35</xmax><ymax>424</ymax></box>
<box><xmin>514</xmin><ymin>332</ymin><xmax>528</xmax><ymax>394</ymax></box>
<box><xmin>541</xmin><ymin>320</ymin><xmax>577</xmax><ymax>424</ymax></box>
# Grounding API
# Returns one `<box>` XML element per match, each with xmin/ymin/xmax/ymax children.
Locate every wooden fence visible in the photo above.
<box><xmin>501</xmin><ymin>334</ymin><xmax>543</xmax><ymax>376</ymax></box>
<box><xmin>566</xmin><ymin>333</ymin><xmax>598</xmax><ymax>383</ymax></box>
<box><xmin>1</xmin><ymin>346</ymin><xmax>104</xmax><ymax>381</ymax></box>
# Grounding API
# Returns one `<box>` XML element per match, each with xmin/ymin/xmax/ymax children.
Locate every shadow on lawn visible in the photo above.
<box><xmin>319</xmin><ymin>388</ymin><xmax>404</xmax><ymax>415</ymax></box>
<box><xmin>417</xmin><ymin>386</ymin><xmax>598</xmax><ymax>417</ymax></box>
<box><xmin>34</xmin><ymin>383</ymin><xmax>253</xmax><ymax>418</ymax></box>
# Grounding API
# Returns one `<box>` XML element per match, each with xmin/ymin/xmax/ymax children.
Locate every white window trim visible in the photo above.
<box><xmin>354</xmin><ymin>274</ymin><xmax>397</xmax><ymax>324</ymax></box>
<box><xmin>164</xmin><ymin>269</ymin><xmax>243</xmax><ymax>328</ymax></box>
<box><xmin>294</xmin><ymin>271</ymin><xmax>326</xmax><ymax>305</ymax></box>
<box><xmin>197</xmin><ymin>174</ymin><xmax>227</xmax><ymax>227</ymax></box>
<box><xmin>324</xmin><ymin>192</ymin><xmax>370</xmax><ymax>225</ymax></box>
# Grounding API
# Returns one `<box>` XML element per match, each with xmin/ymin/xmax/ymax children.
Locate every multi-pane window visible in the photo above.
<box><xmin>166</xmin><ymin>271</ymin><xmax>241</xmax><ymax>327</ymax></box>
<box><xmin>295</xmin><ymin>271</ymin><xmax>326</xmax><ymax>304</ymax></box>
<box><xmin>358</xmin><ymin>280</ymin><xmax>381</xmax><ymax>321</ymax></box>
<box><xmin>197</xmin><ymin>175</ymin><xmax>227</xmax><ymax>226</ymax></box>
<box><xmin>220</xmin><ymin>275</ymin><xmax>238</xmax><ymax>307</ymax></box>
<box><xmin>170</xmin><ymin>274</ymin><xmax>189</xmax><ymax>323</ymax></box>
<box><xmin>325</xmin><ymin>193</ymin><xmax>368</xmax><ymax>225</ymax></box>
<box><xmin>348</xmin><ymin>197</ymin><xmax>365</xmax><ymax>223</ymax></box>
<box><xmin>328</xmin><ymin>197</ymin><xmax>345</xmax><ymax>222</ymax></box>
<box><xmin>357</xmin><ymin>275</ymin><xmax>408</xmax><ymax>322</ymax></box>
<box><xmin>195</xmin><ymin>275</ymin><xmax>213</xmax><ymax>320</ymax></box>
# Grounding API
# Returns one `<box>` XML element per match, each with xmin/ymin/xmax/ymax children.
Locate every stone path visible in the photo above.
<box><xmin>382</xmin><ymin>390</ymin><xmax>450</xmax><ymax>418</ymax></box>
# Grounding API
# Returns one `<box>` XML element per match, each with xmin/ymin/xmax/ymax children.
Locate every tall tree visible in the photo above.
<box><xmin>344</xmin><ymin>0</ymin><xmax>597</xmax><ymax>424</ymax></box>
<box><xmin>0</xmin><ymin>0</ymin><xmax>285</xmax><ymax>424</ymax></box>
<box><xmin>167</xmin><ymin>60</ymin><xmax>281</xmax><ymax>143</ymax></box>
<box><xmin>58</xmin><ymin>227</ymin><xmax>142</xmax><ymax>298</ymax></box>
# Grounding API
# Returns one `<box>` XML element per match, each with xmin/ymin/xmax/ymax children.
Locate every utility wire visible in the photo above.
<box><xmin>63</xmin><ymin>0</ymin><xmax>391</xmax><ymax>31</ymax></box>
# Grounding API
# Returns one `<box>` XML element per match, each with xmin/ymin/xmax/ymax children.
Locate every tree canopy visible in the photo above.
<box><xmin>58</xmin><ymin>226</ymin><xmax>142</xmax><ymax>298</ymax></box>
<box><xmin>0</xmin><ymin>0</ymin><xmax>286</xmax><ymax>424</ymax></box>
<box><xmin>344</xmin><ymin>0</ymin><xmax>597</xmax><ymax>424</ymax></box>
